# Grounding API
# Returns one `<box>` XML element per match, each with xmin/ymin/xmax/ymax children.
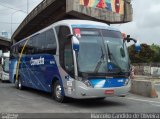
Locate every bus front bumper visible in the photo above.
<box><xmin>73</xmin><ymin>81</ymin><xmax>131</xmax><ymax>99</ymax></box>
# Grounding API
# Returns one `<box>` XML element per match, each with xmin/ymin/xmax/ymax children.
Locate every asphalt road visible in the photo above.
<box><xmin>0</xmin><ymin>81</ymin><xmax>160</xmax><ymax>114</ymax></box>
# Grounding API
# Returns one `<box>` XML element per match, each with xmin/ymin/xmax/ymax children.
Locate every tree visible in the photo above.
<box><xmin>128</xmin><ymin>44</ymin><xmax>155</xmax><ymax>63</ymax></box>
<box><xmin>150</xmin><ymin>44</ymin><xmax>160</xmax><ymax>62</ymax></box>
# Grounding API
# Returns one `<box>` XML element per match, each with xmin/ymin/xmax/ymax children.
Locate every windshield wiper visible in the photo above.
<box><xmin>106</xmin><ymin>43</ymin><xmax>111</xmax><ymax>62</ymax></box>
<box><xmin>94</xmin><ymin>47</ymin><xmax>105</xmax><ymax>73</ymax></box>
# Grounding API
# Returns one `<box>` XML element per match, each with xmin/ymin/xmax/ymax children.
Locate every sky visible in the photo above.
<box><xmin>0</xmin><ymin>0</ymin><xmax>160</xmax><ymax>45</ymax></box>
<box><xmin>0</xmin><ymin>0</ymin><xmax>42</xmax><ymax>38</ymax></box>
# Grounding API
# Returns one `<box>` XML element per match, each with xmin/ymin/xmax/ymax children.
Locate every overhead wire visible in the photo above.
<box><xmin>0</xmin><ymin>21</ymin><xmax>20</xmax><ymax>24</ymax></box>
<box><xmin>0</xmin><ymin>2</ymin><xmax>26</xmax><ymax>13</ymax></box>
<box><xmin>0</xmin><ymin>0</ymin><xmax>42</xmax><ymax>13</ymax></box>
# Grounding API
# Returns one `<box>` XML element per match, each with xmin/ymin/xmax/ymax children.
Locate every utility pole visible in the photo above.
<box><xmin>11</xmin><ymin>10</ymin><xmax>20</xmax><ymax>36</ymax></box>
<box><xmin>27</xmin><ymin>0</ymin><xmax>29</xmax><ymax>14</ymax></box>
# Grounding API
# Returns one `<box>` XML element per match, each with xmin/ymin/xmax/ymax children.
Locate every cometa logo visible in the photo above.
<box><xmin>30</xmin><ymin>57</ymin><xmax>44</xmax><ymax>66</ymax></box>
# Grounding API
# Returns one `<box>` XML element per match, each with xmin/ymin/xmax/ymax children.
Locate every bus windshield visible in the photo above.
<box><xmin>74</xmin><ymin>28</ymin><xmax>130</xmax><ymax>75</ymax></box>
<box><xmin>3</xmin><ymin>58</ymin><xmax>9</xmax><ymax>73</ymax></box>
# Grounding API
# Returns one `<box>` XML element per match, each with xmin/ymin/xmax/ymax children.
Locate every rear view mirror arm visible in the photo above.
<box><xmin>124</xmin><ymin>38</ymin><xmax>137</xmax><ymax>43</ymax></box>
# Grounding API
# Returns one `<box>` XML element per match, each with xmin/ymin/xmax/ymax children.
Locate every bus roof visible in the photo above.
<box><xmin>12</xmin><ymin>20</ymin><xmax>120</xmax><ymax>47</ymax></box>
<box><xmin>54</xmin><ymin>20</ymin><xmax>119</xmax><ymax>31</ymax></box>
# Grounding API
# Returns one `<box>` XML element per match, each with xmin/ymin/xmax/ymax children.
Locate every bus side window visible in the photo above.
<box><xmin>15</xmin><ymin>45</ymin><xmax>19</xmax><ymax>58</ymax></box>
<box><xmin>36</xmin><ymin>32</ymin><xmax>46</xmax><ymax>54</ymax></box>
<box><xmin>18</xmin><ymin>44</ymin><xmax>22</xmax><ymax>53</ymax></box>
<box><xmin>45</xmin><ymin>29</ymin><xmax>57</xmax><ymax>55</ymax></box>
<box><xmin>28</xmin><ymin>35</ymin><xmax>39</xmax><ymax>55</ymax></box>
<box><xmin>26</xmin><ymin>38</ymin><xmax>33</xmax><ymax>55</ymax></box>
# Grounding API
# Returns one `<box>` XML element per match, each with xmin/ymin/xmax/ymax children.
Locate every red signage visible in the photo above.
<box><xmin>105</xmin><ymin>90</ymin><xmax>115</xmax><ymax>95</ymax></box>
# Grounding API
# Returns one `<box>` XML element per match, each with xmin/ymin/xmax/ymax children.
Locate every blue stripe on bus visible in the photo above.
<box><xmin>89</xmin><ymin>78</ymin><xmax>127</xmax><ymax>88</ymax></box>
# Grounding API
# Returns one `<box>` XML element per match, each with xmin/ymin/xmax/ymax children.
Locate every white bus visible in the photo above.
<box><xmin>0</xmin><ymin>52</ymin><xmax>10</xmax><ymax>82</ymax></box>
<box><xmin>10</xmin><ymin>20</ymin><xmax>141</xmax><ymax>102</ymax></box>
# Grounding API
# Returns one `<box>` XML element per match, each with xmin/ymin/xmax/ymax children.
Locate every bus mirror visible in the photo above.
<box><xmin>124</xmin><ymin>35</ymin><xmax>141</xmax><ymax>52</ymax></box>
<box><xmin>124</xmin><ymin>35</ymin><xmax>131</xmax><ymax>43</ymax></box>
<box><xmin>135</xmin><ymin>40</ymin><xmax>141</xmax><ymax>53</ymax></box>
<box><xmin>72</xmin><ymin>36</ymin><xmax>80</xmax><ymax>52</ymax></box>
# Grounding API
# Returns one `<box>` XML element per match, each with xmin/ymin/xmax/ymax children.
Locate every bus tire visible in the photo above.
<box><xmin>52</xmin><ymin>80</ymin><xmax>67</xmax><ymax>103</ymax></box>
<box><xmin>15</xmin><ymin>79</ymin><xmax>19</xmax><ymax>89</ymax></box>
<box><xmin>18</xmin><ymin>77</ymin><xmax>24</xmax><ymax>90</ymax></box>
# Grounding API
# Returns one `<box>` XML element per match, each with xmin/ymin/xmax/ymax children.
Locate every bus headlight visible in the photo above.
<box><xmin>83</xmin><ymin>80</ymin><xmax>93</xmax><ymax>87</ymax></box>
<box><xmin>125</xmin><ymin>79</ymin><xmax>130</xmax><ymax>86</ymax></box>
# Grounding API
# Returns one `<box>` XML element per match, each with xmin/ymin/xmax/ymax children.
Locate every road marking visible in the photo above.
<box><xmin>151</xmin><ymin>104</ymin><xmax>160</xmax><ymax>107</ymax></box>
<box><xmin>125</xmin><ymin>97</ymin><xmax>160</xmax><ymax>104</ymax></box>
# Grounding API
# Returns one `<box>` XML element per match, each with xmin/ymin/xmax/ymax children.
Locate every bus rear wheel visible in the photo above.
<box><xmin>15</xmin><ymin>77</ymin><xmax>24</xmax><ymax>90</ymax></box>
<box><xmin>15</xmin><ymin>79</ymin><xmax>19</xmax><ymax>89</ymax></box>
<box><xmin>52</xmin><ymin>80</ymin><xmax>67</xmax><ymax>103</ymax></box>
<box><xmin>18</xmin><ymin>77</ymin><xmax>24</xmax><ymax>90</ymax></box>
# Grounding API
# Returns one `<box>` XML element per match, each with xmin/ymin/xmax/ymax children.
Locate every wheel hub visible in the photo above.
<box><xmin>55</xmin><ymin>85</ymin><xmax>62</xmax><ymax>99</ymax></box>
<box><xmin>19</xmin><ymin>80</ymin><xmax>21</xmax><ymax>88</ymax></box>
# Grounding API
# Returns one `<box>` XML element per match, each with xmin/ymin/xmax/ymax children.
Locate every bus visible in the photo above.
<box><xmin>9</xmin><ymin>20</ymin><xmax>141</xmax><ymax>102</ymax></box>
<box><xmin>0</xmin><ymin>52</ymin><xmax>10</xmax><ymax>82</ymax></box>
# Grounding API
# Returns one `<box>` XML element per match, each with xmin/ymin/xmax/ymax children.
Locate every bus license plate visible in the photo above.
<box><xmin>105</xmin><ymin>90</ymin><xmax>114</xmax><ymax>95</ymax></box>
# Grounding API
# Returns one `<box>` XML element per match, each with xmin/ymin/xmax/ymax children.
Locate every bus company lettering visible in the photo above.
<box><xmin>30</xmin><ymin>57</ymin><xmax>44</xmax><ymax>66</ymax></box>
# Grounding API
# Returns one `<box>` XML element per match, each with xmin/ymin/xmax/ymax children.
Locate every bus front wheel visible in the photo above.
<box><xmin>52</xmin><ymin>80</ymin><xmax>67</xmax><ymax>103</ymax></box>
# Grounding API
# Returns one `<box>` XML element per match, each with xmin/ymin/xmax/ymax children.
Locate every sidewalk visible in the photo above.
<box><xmin>128</xmin><ymin>93</ymin><xmax>160</xmax><ymax>102</ymax></box>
